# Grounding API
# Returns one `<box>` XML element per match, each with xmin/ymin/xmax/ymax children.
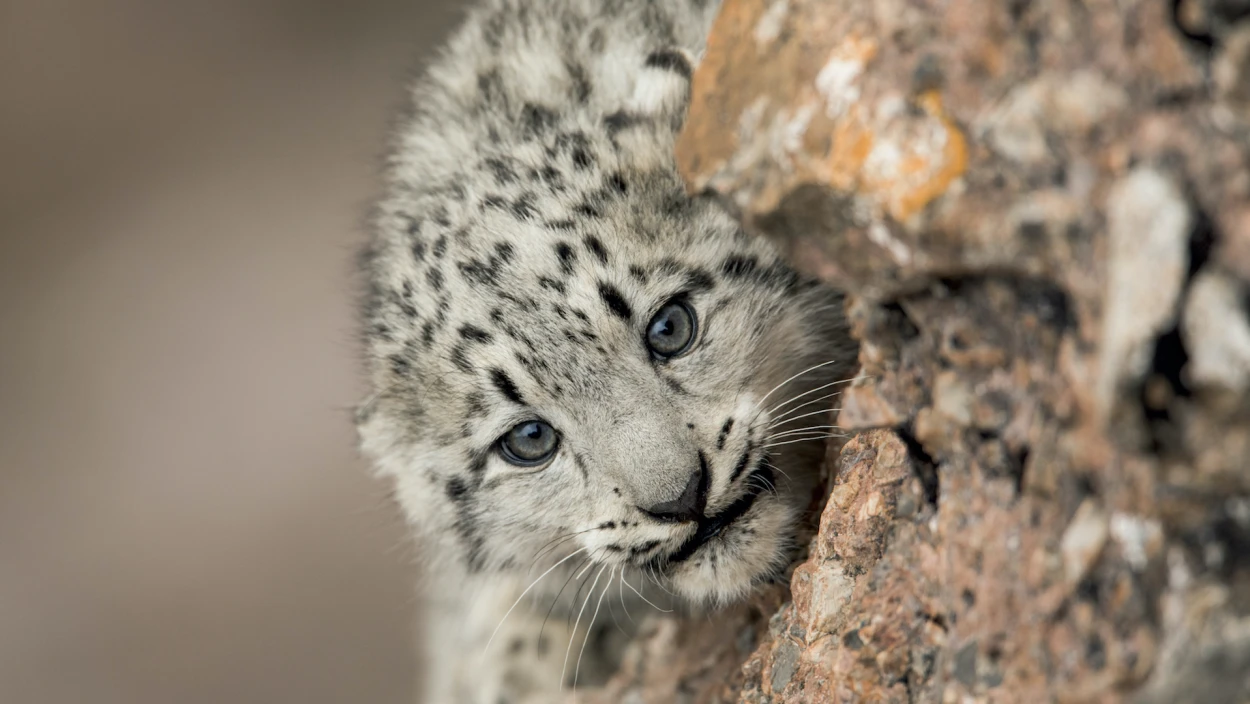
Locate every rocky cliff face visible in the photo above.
<box><xmin>578</xmin><ymin>0</ymin><xmax>1250</xmax><ymax>701</ymax></box>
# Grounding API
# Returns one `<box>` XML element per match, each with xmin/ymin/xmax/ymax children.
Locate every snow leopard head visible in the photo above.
<box><xmin>357</xmin><ymin>0</ymin><xmax>856</xmax><ymax>605</ymax></box>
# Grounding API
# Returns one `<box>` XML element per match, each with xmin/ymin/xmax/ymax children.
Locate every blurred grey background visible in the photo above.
<box><xmin>0</xmin><ymin>2</ymin><xmax>461</xmax><ymax>701</ymax></box>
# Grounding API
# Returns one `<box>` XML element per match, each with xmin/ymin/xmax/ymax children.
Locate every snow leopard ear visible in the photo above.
<box><xmin>602</xmin><ymin>48</ymin><xmax>697</xmax><ymax>171</ymax></box>
<box><xmin>628</xmin><ymin>48</ymin><xmax>696</xmax><ymax>132</ymax></box>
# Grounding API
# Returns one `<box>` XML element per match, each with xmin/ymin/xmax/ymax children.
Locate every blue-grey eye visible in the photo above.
<box><xmin>645</xmin><ymin>299</ymin><xmax>697</xmax><ymax>359</ymax></box>
<box><xmin>498</xmin><ymin>420</ymin><xmax>559</xmax><ymax>465</ymax></box>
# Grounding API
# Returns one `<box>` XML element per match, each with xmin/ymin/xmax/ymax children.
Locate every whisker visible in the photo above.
<box><xmin>618</xmin><ymin>568</ymin><xmax>635</xmax><ymax>624</ymax></box>
<box><xmin>647</xmin><ymin>564</ymin><xmax>677</xmax><ymax>596</ymax></box>
<box><xmin>748</xmin><ymin>359</ymin><xmax>844</xmax><ymax>414</ymax></box>
<box><xmin>768</xmin><ymin>405</ymin><xmax>843</xmax><ymax>430</ymax></box>
<box><xmin>762</xmin><ymin>458</ymin><xmax>793</xmax><ymax>484</ymax></box>
<box><xmin>622</xmin><ymin>569</ymin><xmax>673</xmax><ymax>613</ymax></box>
<box><xmin>769</xmin><ymin>424</ymin><xmax>841</xmax><ymax>440</ymax></box>
<box><xmin>484</xmin><ymin>547</ymin><xmax>588</xmax><ymax>655</ymax></box>
<box><xmin>767</xmin><ymin>391</ymin><xmax>843</xmax><ymax>426</ymax></box>
<box><xmin>765</xmin><ymin>376</ymin><xmax>864</xmax><ymax>419</ymax></box>
<box><xmin>528</xmin><ymin>526</ymin><xmax>600</xmax><ymax>575</ymax></box>
<box><xmin>763</xmin><ymin>433</ymin><xmax>847</xmax><ymax>449</ymax></box>
<box><xmin>539</xmin><ymin>557</ymin><xmax>588</xmax><ymax>643</ymax></box>
<box><xmin>574</xmin><ymin>567</ymin><xmax>614</xmax><ymax>690</ymax></box>
<box><xmin>562</xmin><ymin>565</ymin><xmax>607</xmax><ymax>688</ymax></box>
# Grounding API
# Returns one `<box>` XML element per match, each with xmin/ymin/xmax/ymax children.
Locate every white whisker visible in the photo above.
<box><xmin>769</xmin><ymin>405</ymin><xmax>842</xmax><ymax>430</ymax></box>
<box><xmin>648</xmin><ymin>564</ymin><xmax>676</xmax><ymax>596</ymax></box>
<box><xmin>618</xmin><ymin>568</ymin><xmax>634</xmax><ymax>624</ymax></box>
<box><xmin>574</xmin><ymin>567</ymin><xmax>613</xmax><ymax>689</ymax></box>
<box><xmin>764</xmin><ymin>433</ymin><xmax>846</xmax><ymax>449</ymax></box>
<box><xmin>767</xmin><ymin>391</ymin><xmax>843</xmax><ymax>426</ymax></box>
<box><xmin>765</xmin><ymin>375</ymin><xmax>864</xmax><ymax>419</ymax></box>
<box><xmin>561</xmin><ymin>564</ymin><xmax>607</xmax><ymax>687</ymax></box>
<box><xmin>622</xmin><ymin>570</ymin><xmax>672</xmax><ymax>613</ymax></box>
<box><xmin>769</xmin><ymin>425</ymin><xmax>841</xmax><ymax>440</ymax></box>
<box><xmin>762</xmin><ymin>459</ymin><xmax>793</xmax><ymax>484</ymax></box>
<box><xmin>749</xmin><ymin>359</ymin><xmax>844</xmax><ymax>416</ymax></box>
<box><xmin>483</xmin><ymin>547</ymin><xmax>588</xmax><ymax>655</ymax></box>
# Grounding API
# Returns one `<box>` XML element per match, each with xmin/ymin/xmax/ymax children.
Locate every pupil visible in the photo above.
<box><xmin>524</xmin><ymin>424</ymin><xmax>542</xmax><ymax>440</ymax></box>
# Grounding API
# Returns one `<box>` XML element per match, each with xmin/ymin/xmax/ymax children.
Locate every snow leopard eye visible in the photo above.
<box><xmin>645</xmin><ymin>298</ymin><xmax>698</xmax><ymax>359</ymax></box>
<box><xmin>498</xmin><ymin>420</ymin><xmax>559</xmax><ymax>466</ymax></box>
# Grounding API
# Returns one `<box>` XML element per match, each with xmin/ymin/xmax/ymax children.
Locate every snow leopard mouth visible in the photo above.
<box><xmin>662</xmin><ymin>464</ymin><xmax>775</xmax><ymax>565</ymax></box>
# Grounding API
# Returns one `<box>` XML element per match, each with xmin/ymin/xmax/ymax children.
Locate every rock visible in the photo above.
<box><xmin>1182</xmin><ymin>271</ymin><xmax>1250</xmax><ymax>393</ymax></box>
<box><xmin>1061</xmin><ymin>500</ymin><xmax>1110</xmax><ymax>584</ymax></box>
<box><xmin>584</xmin><ymin>0</ymin><xmax>1250</xmax><ymax>699</ymax></box>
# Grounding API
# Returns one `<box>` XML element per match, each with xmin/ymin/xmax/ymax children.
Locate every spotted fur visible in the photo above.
<box><xmin>357</xmin><ymin>1</ymin><xmax>856</xmax><ymax>701</ymax></box>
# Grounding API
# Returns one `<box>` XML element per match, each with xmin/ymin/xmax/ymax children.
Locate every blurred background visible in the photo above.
<box><xmin>0</xmin><ymin>1</ymin><xmax>462</xmax><ymax>701</ymax></box>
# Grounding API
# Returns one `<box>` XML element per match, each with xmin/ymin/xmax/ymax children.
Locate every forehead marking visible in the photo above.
<box><xmin>597</xmin><ymin>282</ymin><xmax>633</xmax><ymax>321</ymax></box>
<box><xmin>489</xmin><ymin>368</ymin><xmax>525</xmax><ymax>405</ymax></box>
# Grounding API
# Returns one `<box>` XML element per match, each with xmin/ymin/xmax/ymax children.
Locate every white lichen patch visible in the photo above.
<box><xmin>1098</xmin><ymin>168</ymin><xmax>1191</xmax><ymax>418</ymax></box>
<box><xmin>754</xmin><ymin>0</ymin><xmax>790</xmax><ymax>47</ymax></box>
<box><xmin>1110</xmin><ymin>512</ymin><xmax>1163</xmax><ymax>572</ymax></box>
<box><xmin>816</xmin><ymin>45</ymin><xmax>869</xmax><ymax>119</ymax></box>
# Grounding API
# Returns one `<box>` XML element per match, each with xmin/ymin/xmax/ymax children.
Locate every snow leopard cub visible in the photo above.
<box><xmin>356</xmin><ymin>0</ymin><xmax>856</xmax><ymax>700</ymax></box>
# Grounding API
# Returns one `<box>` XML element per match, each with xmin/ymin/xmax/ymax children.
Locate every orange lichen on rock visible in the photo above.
<box><xmin>816</xmin><ymin>88</ymin><xmax>969</xmax><ymax>222</ymax></box>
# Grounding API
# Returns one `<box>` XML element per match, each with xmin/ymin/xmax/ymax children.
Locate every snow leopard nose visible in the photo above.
<box><xmin>639</xmin><ymin>453</ymin><xmax>708</xmax><ymax>523</ymax></box>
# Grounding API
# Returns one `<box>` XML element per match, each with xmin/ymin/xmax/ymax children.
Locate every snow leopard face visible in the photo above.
<box><xmin>357</xmin><ymin>0</ymin><xmax>856</xmax><ymax>605</ymax></box>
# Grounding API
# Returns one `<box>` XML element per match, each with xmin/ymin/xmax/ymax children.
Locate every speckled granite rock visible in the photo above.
<box><xmin>577</xmin><ymin>0</ymin><xmax>1250</xmax><ymax>701</ymax></box>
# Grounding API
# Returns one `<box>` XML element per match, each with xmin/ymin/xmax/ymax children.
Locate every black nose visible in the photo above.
<box><xmin>640</xmin><ymin>458</ymin><xmax>708</xmax><ymax>523</ymax></box>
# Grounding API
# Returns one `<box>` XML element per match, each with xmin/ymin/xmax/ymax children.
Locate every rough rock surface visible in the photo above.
<box><xmin>576</xmin><ymin>0</ymin><xmax>1250</xmax><ymax>701</ymax></box>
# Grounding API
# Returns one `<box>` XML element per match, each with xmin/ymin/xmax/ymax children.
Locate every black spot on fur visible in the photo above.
<box><xmin>465</xmin><ymin>392</ymin><xmax>486</xmax><ymax>418</ymax></box>
<box><xmin>685</xmin><ymin>267</ymin><xmax>716</xmax><ymax>292</ymax></box>
<box><xmin>663</xmin><ymin>376</ymin><xmax>689</xmax><ymax>395</ymax></box>
<box><xmin>485</xmin><ymin>156</ymin><xmax>517</xmax><ymax>184</ymax></box>
<box><xmin>722</xmin><ymin>254</ymin><xmax>758</xmax><ymax>277</ymax></box>
<box><xmin>426</xmin><ymin>267</ymin><xmax>444</xmax><ymax>291</ymax></box>
<box><xmin>584</xmin><ymin>235</ymin><xmax>609</xmax><ymax>264</ymax></box>
<box><xmin>459</xmin><ymin>324</ymin><xmax>492</xmax><ymax>344</ymax></box>
<box><xmin>539</xmin><ymin>165</ymin><xmax>563</xmax><ymax>187</ymax></box>
<box><xmin>608</xmin><ymin>172</ymin><xmax>628</xmax><ymax>195</ymax></box>
<box><xmin>565</xmin><ymin>59</ymin><xmax>592</xmax><ymax>103</ymax></box>
<box><xmin>446</xmin><ymin>477</ymin><xmax>470</xmax><ymax>501</ymax></box>
<box><xmin>604</xmin><ymin>110</ymin><xmax>643</xmax><ymax>137</ymax></box>
<box><xmin>458</xmin><ymin>259</ymin><xmax>499</xmax><ymax>286</ymax></box>
<box><xmin>546</xmin><ymin>219</ymin><xmax>576</xmax><ymax>231</ymax></box>
<box><xmin>510</xmin><ymin>193</ymin><xmax>537</xmax><ymax>220</ymax></box>
<box><xmin>494</xmin><ymin>242</ymin><xmax>514</xmax><ymax>262</ymax></box>
<box><xmin>490</xmin><ymin>368</ymin><xmax>525</xmax><ymax>405</ymax></box>
<box><xmin>411</xmin><ymin>240</ymin><xmax>427</xmax><ymax>262</ymax></box>
<box><xmin>645</xmin><ymin>49</ymin><xmax>692</xmax><ymax>78</ymax></box>
<box><xmin>572</xmin><ymin>145</ymin><xmax>594</xmax><ymax>170</ymax></box>
<box><xmin>433</xmin><ymin>235</ymin><xmax>448</xmax><ymax>259</ymax></box>
<box><xmin>481</xmin><ymin>194</ymin><xmax>506</xmax><ymax>210</ymax></box>
<box><xmin>717</xmin><ymin>418</ymin><xmax>735</xmax><ymax>450</ymax></box>
<box><xmin>432</xmin><ymin>206</ymin><xmax>451</xmax><ymax>228</ymax></box>
<box><xmin>421</xmin><ymin>322</ymin><xmax>435</xmax><ymax>346</ymax></box>
<box><xmin>555</xmin><ymin>242</ymin><xmax>577</xmax><ymax>273</ymax></box>
<box><xmin>598</xmin><ymin>283</ymin><xmax>632</xmax><ymax>320</ymax></box>
<box><xmin>403</xmin><ymin>214</ymin><xmax>423</xmax><ymax>237</ymax></box>
<box><xmin>477</xmin><ymin>67</ymin><xmax>504</xmax><ymax>99</ymax></box>
<box><xmin>522</xmin><ymin>102</ymin><xmax>557</xmax><ymax>135</ymax></box>
<box><xmin>730</xmin><ymin>449</ymin><xmax>751</xmax><ymax>483</ymax></box>
<box><xmin>629</xmin><ymin>265</ymin><xmax>648</xmax><ymax>283</ymax></box>
<box><xmin>388</xmin><ymin>354</ymin><xmax>410</xmax><ymax>376</ymax></box>
<box><xmin>538</xmin><ymin>277</ymin><xmax>567</xmax><ymax>294</ymax></box>
<box><xmin>450</xmin><ymin>344</ymin><xmax>473</xmax><ymax>372</ymax></box>
<box><xmin>574</xmin><ymin>202</ymin><xmax>602</xmax><ymax>218</ymax></box>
